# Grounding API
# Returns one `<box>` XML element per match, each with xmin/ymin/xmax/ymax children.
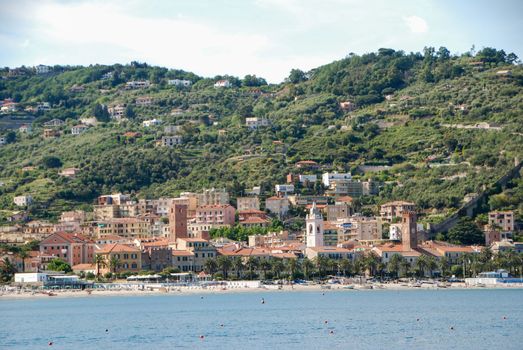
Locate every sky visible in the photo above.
<box><xmin>0</xmin><ymin>0</ymin><xmax>522</xmax><ymax>83</ymax></box>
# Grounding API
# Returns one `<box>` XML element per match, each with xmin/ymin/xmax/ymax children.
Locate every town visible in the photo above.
<box><xmin>2</xmin><ymin>178</ymin><xmax>522</xmax><ymax>292</ymax></box>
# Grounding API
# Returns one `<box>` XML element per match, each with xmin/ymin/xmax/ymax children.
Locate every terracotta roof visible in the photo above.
<box><xmin>97</xmin><ymin>235</ymin><xmax>126</xmax><ymax>241</ymax></box>
<box><xmin>381</xmin><ymin>201</ymin><xmax>415</xmax><ymax>206</ymax></box>
<box><xmin>266</xmin><ymin>196</ymin><xmax>285</xmax><ymax>201</ymax></box>
<box><xmin>41</xmin><ymin>232</ymin><xmax>92</xmax><ymax>244</ymax></box>
<box><xmin>72</xmin><ymin>263</ymin><xmax>96</xmax><ymax>271</ymax></box>
<box><xmin>271</xmin><ymin>252</ymin><xmax>297</xmax><ymax>259</ymax></box>
<box><xmin>96</xmin><ymin>243</ymin><xmax>140</xmax><ymax>254</ymax></box>
<box><xmin>197</xmin><ymin>204</ymin><xmax>234</xmax><ymax>209</ymax></box>
<box><xmin>172</xmin><ymin>250</ymin><xmax>195</xmax><ymax>257</ymax></box>
<box><xmin>307</xmin><ymin>246</ymin><xmax>352</xmax><ymax>253</ymax></box>
<box><xmin>178</xmin><ymin>237</ymin><xmax>209</xmax><ymax>243</ymax></box>
<box><xmin>335</xmin><ymin>196</ymin><xmax>353</xmax><ymax>203</ymax></box>
<box><xmin>296</xmin><ymin>160</ymin><xmax>318</xmax><ymax>165</ymax></box>
<box><xmin>240</xmin><ymin>217</ymin><xmax>269</xmax><ymax>224</ymax></box>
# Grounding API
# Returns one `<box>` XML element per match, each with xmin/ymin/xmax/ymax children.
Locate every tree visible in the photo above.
<box><xmin>260</xmin><ymin>260</ymin><xmax>272</xmax><ymax>280</ymax></box>
<box><xmin>302</xmin><ymin>258</ymin><xmax>314</xmax><ymax>280</ymax></box>
<box><xmin>0</xmin><ymin>257</ymin><xmax>17</xmax><ymax>282</ymax></box>
<box><xmin>217</xmin><ymin>256</ymin><xmax>232</xmax><ymax>279</ymax></box>
<box><xmin>233</xmin><ymin>256</ymin><xmax>244</xmax><ymax>279</ymax></box>
<box><xmin>387</xmin><ymin>254</ymin><xmax>404</xmax><ymax>279</ymax></box>
<box><xmin>448</xmin><ymin>217</ymin><xmax>484</xmax><ymax>245</ymax></box>
<box><xmin>93</xmin><ymin>103</ymin><xmax>110</xmax><ymax>122</ymax></box>
<box><xmin>41</xmin><ymin>156</ymin><xmax>62</xmax><ymax>169</ymax></box>
<box><xmin>415</xmin><ymin>255</ymin><xmax>428</xmax><ymax>278</ymax></box>
<box><xmin>109</xmin><ymin>256</ymin><xmax>121</xmax><ymax>274</ymax></box>
<box><xmin>47</xmin><ymin>258</ymin><xmax>72</xmax><ymax>273</ymax></box>
<box><xmin>4</xmin><ymin>131</ymin><xmax>16</xmax><ymax>144</ymax></box>
<box><xmin>18</xmin><ymin>249</ymin><xmax>29</xmax><ymax>273</ymax></box>
<box><xmin>339</xmin><ymin>259</ymin><xmax>352</xmax><ymax>277</ymax></box>
<box><xmin>204</xmin><ymin>258</ymin><xmax>218</xmax><ymax>276</ymax></box>
<box><xmin>287</xmin><ymin>69</ymin><xmax>307</xmax><ymax>84</ymax></box>
<box><xmin>124</xmin><ymin>105</ymin><xmax>136</xmax><ymax>119</ymax></box>
<box><xmin>271</xmin><ymin>259</ymin><xmax>285</xmax><ymax>279</ymax></box>
<box><xmin>245</xmin><ymin>257</ymin><xmax>259</xmax><ymax>279</ymax></box>
<box><xmin>438</xmin><ymin>256</ymin><xmax>450</xmax><ymax>278</ymax></box>
<box><xmin>94</xmin><ymin>255</ymin><xmax>107</xmax><ymax>278</ymax></box>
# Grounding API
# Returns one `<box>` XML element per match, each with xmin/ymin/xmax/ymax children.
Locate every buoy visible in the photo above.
<box><xmin>450</xmin><ymin>326</ymin><xmax>454</xmax><ymax>330</ymax></box>
<box><xmin>322</xmin><ymin>293</ymin><xmax>325</xmax><ymax>296</ymax></box>
<box><xmin>329</xmin><ymin>330</ymin><xmax>334</xmax><ymax>335</ymax></box>
<box><xmin>503</xmin><ymin>316</ymin><xmax>507</xmax><ymax>320</ymax></box>
<box><xmin>200</xmin><ymin>296</ymin><xmax>204</xmax><ymax>299</ymax></box>
<box><xmin>416</xmin><ymin>318</ymin><xmax>420</xmax><ymax>322</ymax></box>
<box><xmin>220</xmin><ymin>324</ymin><xmax>224</xmax><ymax>327</ymax></box>
<box><xmin>48</xmin><ymin>342</ymin><xmax>53</xmax><ymax>346</ymax></box>
<box><xmin>324</xmin><ymin>320</ymin><xmax>328</xmax><ymax>324</ymax></box>
<box><xmin>199</xmin><ymin>335</ymin><xmax>205</xmax><ymax>339</ymax></box>
<box><xmin>105</xmin><ymin>329</ymin><xmax>109</xmax><ymax>332</ymax></box>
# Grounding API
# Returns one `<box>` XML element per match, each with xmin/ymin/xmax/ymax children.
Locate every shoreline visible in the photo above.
<box><xmin>2</xmin><ymin>283</ymin><xmax>522</xmax><ymax>300</ymax></box>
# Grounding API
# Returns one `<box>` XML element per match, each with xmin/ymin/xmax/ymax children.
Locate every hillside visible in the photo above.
<box><xmin>0</xmin><ymin>47</ymin><xmax>522</xmax><ymax>222</ymax></box>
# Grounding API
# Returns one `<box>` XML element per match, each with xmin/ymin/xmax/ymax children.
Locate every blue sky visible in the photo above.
<box><xmin>0</xmin><ymin>0</ymin><xmax>521</xmax><ymax>82</ymax></box>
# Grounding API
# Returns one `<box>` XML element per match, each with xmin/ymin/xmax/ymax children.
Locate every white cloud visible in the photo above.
<box><xmin>403</xmin><ymin>15</ymin><xmax>429</xmax><ymax>34</ymax></box>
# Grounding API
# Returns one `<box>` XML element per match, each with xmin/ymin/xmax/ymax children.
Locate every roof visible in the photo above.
<box><xmin>97</xmin><ymin>235</ymin><xmax>126</xmax><ymax>241</ymax></box>
<box><xmin>72</xmin><ymin>263</ymin><xmax>96</xmax><ymax>271</ymax></box>
<box><xmin>372</xmin><ymin>244</ymin><xmax>421</xmax><ymax>256</ymax></box>
<box><xmin>381</xmin><ymin>201</ymin><xmax>415</xmax><ymax>207</ymax></box>
<box><xmin>218</xmin><ymin>246</ymin><xmax>272</xmax><ymax>257</ymax></box>
<box><xmin>197</xmin><ymin>204</ymin><xmax>234</xmax><ymax>210</ymax></box>
<box><xmin>238</xmin><ymin>209</ymin><xmax>266</xmax><ymax>215</ymax></box>
<box><xmin>307</xmin><ymin>246</ymin><xmax>352</xmax><ymax>253</ymax></box>
<box><xmin>266</xmin><ymin>196</ymin><xmax>286</xmax><ymax>201</ymax></box>
<box><xmin>240</xmin><ymin>217</ymin><xmax>269</xmax><ymax>224</ymax></box>
<box><xmin>177</xmin><ymin>238</ymin><xmax>209</xmax><ymax>243</ymax></box>
<box><xmin>335</xmin><ymin>196</ymin><xmax>353</xmax><ymax>203</ymax></box>
<box><xmin>172</xmin><ymin>250</ymin><xmax>195</xmax><ymax>257</ymax></box>
<box><xmin>41</xmin><ymin>232</ymin><xmax>92</xmax><ymax>245</ymax></box>
<box><xmin>96</xmin><ymin>243</ymin><xmax>140</xmax><ymax>254</ymax></box>
<box><xmin>296</xmin><ymin>160</ymin><xmax>318</xmax><ymax>165</ymax></box>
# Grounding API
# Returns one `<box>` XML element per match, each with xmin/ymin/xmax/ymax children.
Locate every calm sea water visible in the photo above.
<box><xmin>1</xmin><ymin>289</ymin><xmax>522</xmax><ymax>349</ymax></box>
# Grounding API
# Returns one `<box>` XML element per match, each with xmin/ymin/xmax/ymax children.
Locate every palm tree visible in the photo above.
<box><xmin>232</xmin><ymin>256</ymin><xmax>244</xmax><ymax>279</ymax></box>
<box><xmin>217</xmin><ymin>256</ymin><xmax>232</xmax><ymax>279</ymax></box>
<box><xmin>339</xmin><ymin>258</ymin><xmax>352</xmax><ymax>277</ymax></box>
<box><xmin>400</xmin><ymin>259</ymin><xmax>411</xmax><ymax>278</ymax></box>
<box><xmin>109</xmin><ymin>256</ymin><xmax>121</xmax><ymax>274</ymax></box>
<box><xmin>314</xmin><ymin>256</ymin><xmax>329</xmax><ymax>278</ymax></box>
<box><xmin>271</xmin><ymin>259</ymin><xmax>285</xmax><ymax>279</ymax></box>
<box><xmin>245</xmin><ymin>257</ymin><xmax>259</xmax><ymax>279</ymax></box>
<box><xmin>438</xmin><ymin>256</ymin><xmax>450</xmax><ymax>279</ymax></box>
<box><xmin>302</xmin><ymin>258</ymin><xmax>313</xmax><ymax>280</ymax></box>
<box><xmin>0</xmin><ymin>257</ymin><xmax>17</xmax><ymax>282</ymax></box>
<box><xmin>364</xmin><ymin>252</ymin><xmax>380</xmax><ymax>277</ymax></box>
<box><xmin>287</xmin><ymin>258</ymin><xmax>300</xmax><ymax>279</ymax></box>
<box><xmin>415</xmin><ymin>255</ymin><xmax>428</xmax><ymax>278</ymax></box>
<box><xmin>426</xmin><ymin>256</ymin><xmax>438</xmax><ymax>278</ymax></box>
<box><xmin>94</xmin><ymin>254</ymin><xmax>107</xmax><ymax>278</ymax></box>
<box><xmin>260</xmin><ymin>260</ymin><xmax>272</xmax><ymax>280</ymax></box>
<box><xmin>478</xmin><ymin>246</ymin><xmax>494</xmax><ymax>272</ymax></box>
<box><xmin>204</xmin><ymin>258</ymin><xmax>218</xmax><ymax>277</ymax></box>
<box><xmin>18</xmin><ymin>249</ymin><xmax>29</xmax><ymax>273</ymax></box>
<box><xmin>387</xmin><ymin>254</ymin><xmax>404</xmax><ymax>279</ymax></box>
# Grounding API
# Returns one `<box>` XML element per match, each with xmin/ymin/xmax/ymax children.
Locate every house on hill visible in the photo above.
<box><xmin>43</xmin><ymin>119</ymin><xmax>65</xmax><ymax>127</ymax></box>
<box><xmin>71</xmin><ymin>124</ymin><xmax>88</xmax><ymax>135</ymax></box>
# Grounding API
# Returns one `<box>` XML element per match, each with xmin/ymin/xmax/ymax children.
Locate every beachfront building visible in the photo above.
<box><xmin>39</xmin><ymin>232</ymin><xmax>95</xmax><ymax>267</ymax></box>
<box><xmin>176</xmin><ymin>238</ymin><xmax>217</xmax><ymax>272</ymax></box>
<box><xmin>95</xmin><ymin>243</ymin><xmax>142</xmax><ymax>274</ymax></box>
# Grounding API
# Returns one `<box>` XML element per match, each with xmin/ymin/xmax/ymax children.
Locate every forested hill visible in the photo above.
<box><xmin>0</xmin><ymin>46</ymin><xmax>522</xmax><ymax>221</ymax></box>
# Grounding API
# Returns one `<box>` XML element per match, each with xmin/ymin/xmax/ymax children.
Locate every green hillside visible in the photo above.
<box><xmin>0</xmin><ymin>47</ymin><xmax>522</xmax><ymax>221</ymax></box>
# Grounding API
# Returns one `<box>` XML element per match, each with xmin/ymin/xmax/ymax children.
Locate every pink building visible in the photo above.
<box><xmin>196</xmin><ymin>204</ymin><xmax>236</xmax><ymax>226</ymax></box>
<box><xmin>39</xmin><ymin>232</ymin><xmax>95</xmax><ymax>267</ymax></box>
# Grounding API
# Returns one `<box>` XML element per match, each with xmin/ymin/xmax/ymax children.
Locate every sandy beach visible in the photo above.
<box><xmin>1</xmin><ymin>282</ymin><xmax>521</xmax><ymax>300</ymax></box>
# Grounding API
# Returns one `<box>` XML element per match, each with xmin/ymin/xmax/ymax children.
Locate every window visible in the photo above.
<box><xmin>131</xmin><ymin>263</ymin><xmax>137</xmax><ymax>269</ymax></box>
<box><xmin>124</xmin><ymin>254</ymin><xmax>129</xmax><ymax>259</ymax></box>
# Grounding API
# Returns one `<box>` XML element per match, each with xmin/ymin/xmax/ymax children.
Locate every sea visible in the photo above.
<box><xmin>1</xmin><ymin>289</ymin><xmax>522</xmax><ymax>349</ymax></box>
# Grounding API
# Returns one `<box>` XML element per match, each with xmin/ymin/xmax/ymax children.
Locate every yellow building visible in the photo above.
<box><xmin>95</xmin><ymin>243</ymin><xmax>142</xmax><ymax>273</ymax></box>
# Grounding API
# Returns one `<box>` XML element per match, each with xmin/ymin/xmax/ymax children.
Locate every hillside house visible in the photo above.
<box><xmin>142</xmin><ymin>119</ymin><xmax>162</xmax><ymax>127</ymax></box>
<box><xmin>43</xmin><ymin>119</ymin><xmax>65</xmax><ymax>127</ymax></box>
<box><xmin>14</xmin><ymin>195</ymin><xmax>33</xmax><ymax>207</ymax></box>
<box><xmin>71</xmin><ymin>124</ymin><xmax>88</xmax><ymax>135</ymax></box>
<box><xmin>43</xmin><ymin>129</ymin><xmax>60</xmax><ymax>138</ymax></box>
<box><xmin>125</xmin><ymin>80</ymin><xmax>150</xmax><ymax>89</ymax></box>
<box><xmin>168</xmin><ymin>79</ymin><xmax>192</xmax><ymax>87</ymax></box>
<box><xmin>214</xmin><ymin>80</ymin><xmax>231</xmax><ymax>88</ymax></box>
<box><xmin>59</xmin><ymin>168</ymin><xmax>80</xmax><ymax>178</ymax></box>
<box><xmin>245</xmin><ymin>117</ymin><xmax>270</xmax><ymax>129</ymax></box>
<box><xmin>135</xmin><ymin>96</ymin><xmax>154</xmax><ymax>106</ymax></box>
<box><xmin>108</xmin><ymin>104</ymin><xmax>126</xmax><ymax>119</ymax></box>
<box><xmin>161</xmin><ymin>135</ymin><xmax>183</xmax><ymax>147</ymax></box>
<box><xmin>34</xmin><ymin>65</ymin><xmax>51</xmax><ymax>74</ymax></box>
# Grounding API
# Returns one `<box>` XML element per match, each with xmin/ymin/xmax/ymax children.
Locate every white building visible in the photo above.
<box><xmin>37</xmin><ymin>102</ymin><xmax>51</xmax><ymax>111</ymax></box>
<box><xmin>164</xmin><ymin>125</ymin><xmax>182</xmax><ymax>134</ymax></box>
<box><xmin>265</xmin><ymin>197</ymin><xmax>289</xmax><ymax>217</ymax></box>
<box><xmin>161</xmin><ymin>135</ymin><xmax>183</xmax><ymax>147</ymax></box>
<box><xmin>71</xmin><ymin>124</ymin><xmax>88</xmax><ymax>135</ymax></box>
<box><xmin>126</xmin><ymin>80</ymin><xmax>151</xmax><ymax>89</ymax></box>
<box><xmin>19</xmin><ymin>124</ymin><xmax>32</xmax><ymax>133</ymax></box>
<box><xmin>168</xmin><ymin>79</ymin><xmax>192</xmax><ymax>87</ymax></box>
<box><xmin>15</xmin><ymin>273</ymin><xmax>48</xmax><ymax>283</ymax></box>
<box><xmin>275</xmin><ymin>184</ymin><xmax>294</xmax><ymax>196</ymax></box>
<box><xmin>322</xmin><ymin>172</ymin><xmax>352</xmax><ymax>187</ymax></box>
<box><xmin>299</xmin><ymin>174</ymin><xmax>317</xmax><ymax>183</ymax></box>
<box><xmin>14</xmin><ymin>195</ymin><xmax>33</xmax><ymax>207</ymax></box>
<box><xmin>0</xmin><ymin>137</ymin><xmax>5</xmax><ymax>145</ymax></box>
<box><xmin>108</xmin><ymin>104</ymin><xmax>126</xmax><ymax>119</ymax></box>
<box><xmin>35</xmin><ymin>65</ymin><xmax>51</xmax><ymax>74</ymax></box>
<box><xmin>306</xmin><ymin>203</ymin><xmax>324</xmax><ymax>248</ymax></box>
<box><xmin>237</xmin><ymin>197</ymin><xmax>260</xmax><ymax>211</ymax></box>
<box><xmin>214</xmin><ymin>80</ymin><xmax>231</xmax><ymax>88</ymax></box>
<box><xmin>142</xmin><ymin>119</ymin><xmax>162</xmax><ymax>127</ymax></box>
<box><xmin>245</xmin><ymin>117</ymin><xmax>270</xmax><ymax>129</ymax></box>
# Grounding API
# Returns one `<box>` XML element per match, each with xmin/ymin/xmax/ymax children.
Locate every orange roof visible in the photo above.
<box><xmin>240</xmin><ymin>217</ymin><xmax>269</xmax><ymax>224</ymax></box>
<box><xmin>218</xmin><ymin>247</ymin><xmax>272</xmax><ymax>257</ymax></box>
<box><xmin>381</xmin><ymin>201</ymin><xmax>415</xmax><ymax>206</ymax></box>
<box><xmin>72</xmin><ymin>263</ymin><xmax>96</xmax><ymax>271</ymax></box>
<box><xmin>96</xmin><ymin>243</ymin><xmax>140</xmax><ymax>254</ymax></box>
<box><xmin>97</xmin><ymin>235</ymin><xmax>126</xmax><ymax>241</ymax></box>
<box><xmin>172</xmin><ymin>250</ymin><xmax>195</xmax><ymax>257</ymax></box>
<box><xmin>266</xmin><ymin>196</ymin><xmax>285</xmax><ymax>201</ymax></box>
<box><xmin>296</xmin><ymin>160</ymin><xmax>318</xmax><ymax>165</ymax></box>
<box><xmin>271</xmin><ymin>252</ymin><xmax>297</xmax><ymax>259</ymax></box>
<box><xmin>307</xmin><ymin>246</ymin><xmax>352</xmax><ymax>253</ymax></box>
<box><xmin>373</xmin><ymin>244</ymin><xmax>421</xmax><ymax>256</ymax></box>
<box><xmin>336</xmin><ymin>196</ymin><xmax>353</xmax><ymax>203</ymax></box>
<box><xmin>178</xmin><ymin>237</ymin><xmax>209</xmax><ymax>243</ymax></box>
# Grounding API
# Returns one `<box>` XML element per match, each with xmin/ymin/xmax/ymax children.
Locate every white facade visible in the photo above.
<box><xmin>275</xmin><ymin>184</ymin><xmax>294</xmax><ymax>195</ymax></box>
<box><xmin>214</xmin><ymin>80</ymin><xmax>231</xmax><ymax>88</ymax></box>
<box><xmin>322</xmin><ymin>172</ymin><xmax>352</xmax><ymax>187</ymax></box>
<box><xmin>14</xmin><ymin>195</ymin><xmax>33</xmax><ymax>206</ymax></box>
<box><xmin>108</xmin><ymin>105</ymin><xmax>126</xmax><ymax>119</ymax></box>
<box><xmin>71</xmin><ymin>125</ymin><xmax>88</xmax><ymax>135</ymax></box>
<box><xmin>126</xmin><ymin>80</ymin><xmax>151</xmax><ymax>89</ymax></box>
<box><xmin>299</xmin><ymin>174</ymin><xmax>317</xmax><ymax>183</ymax></box>
<box><xmin>0</xmin><ymin>137</ymin><xmax>5</xmax><ymax>145</ymax></box>
<box><xmin>35</xmin><ymin>65</ymin><xmax>51</xmax><ymax>74</ymax></box>
<box><xmin>162</xmin><ymin>135</ymin><xmax>183</xmax><ymax>147</ymax></box>
<box><xmin>306</xmin><ymin>203</ymin><xmax>324</xmax><ymax>248</ymax></box>
<box><xmin>168</xmin><ymin>79</ymin><xmax>192</xmax><ymax>87</ymax></box>
<box><xmin>143</xmin><ymin>119</ymin><xmax>162</xmax><ymax>127</ymax></box>
<box><xmin>245</xmin><ymin>117</ymin><xmax>270</xmax><ymax>129</ymax></box>
<box><xmin>15</xmin><ymin>273</ymin><xmax>48</xmax><ymax>283</ymax></box>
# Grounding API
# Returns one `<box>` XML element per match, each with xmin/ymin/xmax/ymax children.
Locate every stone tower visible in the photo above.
<box><xmin>306</xmin><ymin>202</ymin><xmax>324</xmax><ymax>248</ymax></box>
<box><xmin>169</xmin><ymin>204</ymin><xmax>187</xmax><ymax>241</ymax></box>
<box><xmin>401</xmin><ymin>211</ymin><xmax>417</xmax><ymax>250</ymax></box>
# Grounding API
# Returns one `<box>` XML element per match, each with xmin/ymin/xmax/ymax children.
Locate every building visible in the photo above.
<box><xmin>275</xmin><ymin>184</ymin><xmax>294</xmax><ymax>196</ymax></box>
<box><xmin>97</xmin><ymin>193</ymin><xmax>131</xmax><ymax>205</ymax></box>
<box><xmin>108</xmin><ymin>104</ymin><xmax>126</xmax><ymax>119</ymax></box>
<box><xmin>164</xmin><ymin>125</ymin><xmax>182</xmax><ymax>134</ymax></box>
<box><xmin>326</xmin><ymin>179</ymin><xmax>363</xmax><ymax>197</ymax></box>
<box><xmin>13</xmin><ymin>195</ymin><xmax>33</xmax><ymax>207</ymax></box>
<box><xmin>43</xmin><ymin>129</ymin><xmax>59</xmax><ymax>138</ymax></box>
<box><xmin>380</xmin><ymin>201</ymin><xmax>416</xmax><ymax>222</ymax></box>
<box><xmin>488</xmin><ymin>211</ymin><xmax>514</xmax><ymax>232</ymax></box>
<box><xmin>176</xmin><ymin>238</ymin><xmax>217</xmax><ymax>272</ymax></box>
<box><xmin>306</xmin><ymin>203</ymin><xmax>324</xmax><ymax>248</ymax></box>
<box><xmin>96</xmin><ymin>218</ymin><xmax>150</xmax><ymax>239</ymax></box>
<box><xmin>141</xmin><ymin>244</ymin><xmax>172</xmax><ymax>272</ymax></box>
<box><xmin>39</xmin><ymin>232</ymin><xmax>95</xmax><ymax>267</ymax></box>
<box><xmin>337</xmin><ymin>216</ymin><xmax>382</xmax><ymax>242</ymax></box>
<box><xmin>172</xmin><ymin>250</ymin><xmax>195</xmax><ymax>272</ymax></box>
<box><xmin>237</xmin><ymin>197</ymin><xmax>260</xmax><ymax>211</ymax></box>
<box><xmin>325</xmin><ymin>203</ymin><xmax>352</xmax><ymax>221</ymax></box>
<box><xmin>265</xmin><ymin>197</ymin><xmax>289</xmax><ymax>217</ymax></box>
<box><xmin>19</xmin><ymin>124</ymin><xmax>32</xmax><ymax>133</ymax></box>
<box><xmin>198</xmin><ymin>188</ymin><xmax>229</xmax><ymax>206</ymax></box>
<box><xmin>339</xmin><ymin>101</ymin><xmax>355</xmax><ymax>111</ymax></box>
<box><xmin>214</xmin><ymin>80</ymin><xmax>231</xmax><ymax>88</ymax></box>
<box><xmin>305</xmin><ymin>246</ymin><xmax>353</xmax><ymax>260</ymax></box>
<box><xmin>196</xmin><ymin>204</ymin><xmax>236</xmax><ymax>226</ymax></box>
<box><xmin>43</xmin><ymin>119</ymin><xmax>65</xmax><ymax>127</ymax></box>
<box><xmin>161</xmin><ymin>135</ymin><xmax>183</xmax><ymax>147</ymax></box>
<box><xmin>168</xmin><ymin>79</ymin><xmax>191</xmax><ymax>87</ymax></box>
<box><xmin>322</xmin><ymin>172</ymin><xmax>352</xmax><ymax>187</ymax></box>
<box><xmin>71</xmin><ymin>124</ymin><xmax>88</xmax><ymax>135</ymax></box>
<box><xmin>35</xmin><ymin>64</ymin><xmax>51</xmax><ymax>74</ymax></box>
<box><xmin>169</xmin><ymin>204</ymin><xmax>188</xmax><ymax>241</ymax></box>
<box><xmin>95</xmin><ymin>244</ymin><xmax>142</xmax><ymax>273</ymax></box>
<box><xmin>142</xmin><ymin>119</ymin><xmax>162</xmax><ymax>127</ymax></box>
<box><xmin>125</xmin><ymin>80</ymin><xmax>151</xmax><ymax>89</ymax></box>
<box><xmin>59</xmin><ymin>167</ymin><xmax>80</xmax><ymax>178</ymax></box>
<box><xmin>135</xmin><ymin>96</ymin><xmax>154</xmax><ymax>106</ymax></box>
<box><xmin>245</xmin><ymin>117</ymin><xmax>270</xmax><ymax>129</ymax></box>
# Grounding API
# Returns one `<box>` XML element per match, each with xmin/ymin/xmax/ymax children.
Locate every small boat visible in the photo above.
<box><xmin>343</xmin><ymin>285</ymin><xmax>354</xmax><ymax>290</ymax></box>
